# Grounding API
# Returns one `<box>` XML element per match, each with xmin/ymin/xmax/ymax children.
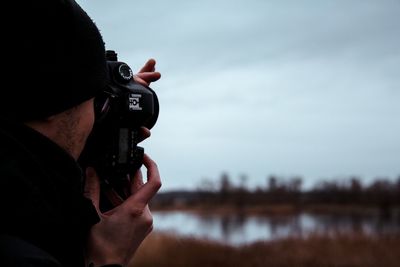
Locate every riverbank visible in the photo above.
<box><xmin>130</xmin><ymin>231</ymin><xmax>400</xmax><ymax>267</ymax></box>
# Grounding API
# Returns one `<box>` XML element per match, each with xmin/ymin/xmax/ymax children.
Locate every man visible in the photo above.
<box><xmin>0</xmin><ymin>0</ymin><xmax>161</xmax><ymax>266</ymax></box>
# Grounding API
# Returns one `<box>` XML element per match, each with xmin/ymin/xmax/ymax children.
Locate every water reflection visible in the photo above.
<box><xmin>153</xmin><ymin>210</ymin><xmax>400</xmax><ymax>245</ymax></box>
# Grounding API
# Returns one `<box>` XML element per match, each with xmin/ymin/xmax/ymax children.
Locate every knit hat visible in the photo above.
<box><xmin>1</xmin><ymin>0</ymin><xmax>107</xmax><ymax>121</ymax></box>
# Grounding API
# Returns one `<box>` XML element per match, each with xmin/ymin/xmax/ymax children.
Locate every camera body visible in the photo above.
<box><xmin>79</xmin><ymin>50</ymin><xmax>159</xmax><ymax>195</ymax></box>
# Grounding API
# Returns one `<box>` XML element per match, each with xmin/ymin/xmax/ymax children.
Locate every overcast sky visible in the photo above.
<box><xmin>77</xmin><ymin>0</ymin><xmax>400</xmax><ymax>191</ymax></box>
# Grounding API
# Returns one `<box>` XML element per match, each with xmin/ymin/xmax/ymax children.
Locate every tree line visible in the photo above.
<box><xmin>151</xmin><ymin>173</ymin><xmax>400</xmax><ymax>213</ymax></box>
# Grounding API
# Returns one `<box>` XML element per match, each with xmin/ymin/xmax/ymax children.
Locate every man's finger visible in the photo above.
<box><xmin>84</xmin><ymin>167</ymin><xmax>101</xmax><ymax>211</ymax></box>
<box><xmin>133</xmin><ymin>75</ymin><xmax>149</xmax><ymax>87</ymax></box>
<box><xmin>135</xmin><ymin>72</ymin><xmax>161</xmax><ymax>84</ymax></box>
<box><xmin>137</xmin><ymin>127</ymin><xmax>151</xmax><ymax>143</ymax></box>
<box><xmin>122</xmin><ymin>154</ymin><xmax>161</xmax><ymax>209</ymax></box>
<box><xmin>103</xmin><ymin>187</ymin><xmax>124</xmax><ymax>207</ymax></box>
<box><xmin>130</xmin><ymin>169</ymin><xmax>144</xmax><ymax>194</ymax></box>
<box><xmin>138</xmin><ymin>58</ymin><xmax>156</xmax><ymax>73</ymax></box>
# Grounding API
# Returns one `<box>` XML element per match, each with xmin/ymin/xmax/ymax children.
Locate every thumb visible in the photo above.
<box><xmin>84</xmin><ymin>167</ymin><xmax>101</xmax><ymax>212</ymax></box>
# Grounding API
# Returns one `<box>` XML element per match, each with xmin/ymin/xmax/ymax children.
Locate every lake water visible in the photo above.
<box><xmin>153</xmin><ymin>210</ymin><xmax>400</xmax><ymax>245</ymax></box>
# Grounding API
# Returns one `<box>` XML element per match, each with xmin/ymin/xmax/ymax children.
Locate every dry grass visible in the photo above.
<box><xmin>129</xmin><ymin>232</ymin><xmax>400</xmax><ymax>267</ymax></box>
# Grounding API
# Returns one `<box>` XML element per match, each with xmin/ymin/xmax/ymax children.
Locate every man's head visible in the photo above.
<box><xmin>2</xmin><ymin>0</ymin><xmax>108</xmax><ymax>158</ymax></box>
<box><xmin>2</xmin><ymin>0</ymin><xmax>107</xmax><ymax>122</ymax></box>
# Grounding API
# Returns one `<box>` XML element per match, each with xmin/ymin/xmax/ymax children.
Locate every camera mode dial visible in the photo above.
<box><xmin>116</xmin><ymin>64</ymin><xmax>133</xmax><ymax>83</ymax></box>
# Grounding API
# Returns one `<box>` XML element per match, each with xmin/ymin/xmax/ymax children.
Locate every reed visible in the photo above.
<box><xmin>130</xmin><ymin>231</ymin><xmax>400</xmax><ymax>267</ymax></box>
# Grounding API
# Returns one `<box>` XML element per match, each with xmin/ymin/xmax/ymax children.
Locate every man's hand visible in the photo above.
<box><xmin>134</xmin><ymin>58</ymin><xmax>161</xmax><ymax>87</ymax></box>
<box><xmin>84</xmin><ymin>154</ymin><xmax>161</xmax><ymax>267</ymax></box>
<box><xmin>135</xmin><ymin>58</ymin><xmax>161</xmax><ymax>143</ymax></box>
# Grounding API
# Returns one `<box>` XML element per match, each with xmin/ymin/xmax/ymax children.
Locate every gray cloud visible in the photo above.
<box><xmin>78</xmin><ymin>0</ymin><xmax>400</xmax><ymax>190</ymax></box>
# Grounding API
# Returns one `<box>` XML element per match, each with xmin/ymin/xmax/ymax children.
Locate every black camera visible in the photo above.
<box><xmin>79</xmin><ymin>50</ymin><xmax>159</xmax><ymax>201</ymax></box>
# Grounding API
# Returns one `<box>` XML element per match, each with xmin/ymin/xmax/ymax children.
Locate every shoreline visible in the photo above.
<box><xmin>151</xmin><ymin>203</ymin><xmax>400</xmax><ymax>216</ymax></box>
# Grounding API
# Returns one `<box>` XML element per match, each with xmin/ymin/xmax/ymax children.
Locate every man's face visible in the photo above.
<box><xmin>57</xmin><ymin>98</ymin><xmax>95</xmax><ymax>160</ymax></box>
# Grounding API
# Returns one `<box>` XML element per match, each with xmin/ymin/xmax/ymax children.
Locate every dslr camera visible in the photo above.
<box><xmin>79</xmin><ymin>50</ymin><xmax>159</xmax><ymax>202</ymax></box>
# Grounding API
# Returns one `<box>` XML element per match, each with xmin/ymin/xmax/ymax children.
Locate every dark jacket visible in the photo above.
<box><xmin>0</xmin><ymin>120</ymin><xmax>100</xmax><ymax>267</ymax></box>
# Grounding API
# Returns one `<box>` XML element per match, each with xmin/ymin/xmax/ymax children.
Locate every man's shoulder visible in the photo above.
<box><xmin>0</xmin><ymin>235</ymin><xmax>61</xmax><ymax>267</ymax></box>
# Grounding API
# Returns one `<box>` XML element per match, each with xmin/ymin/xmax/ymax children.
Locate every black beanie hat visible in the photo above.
<box><xmin>1</xmin><ymin>0</ymin><xmax>107</xmax><ymax>121</ymax></box>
